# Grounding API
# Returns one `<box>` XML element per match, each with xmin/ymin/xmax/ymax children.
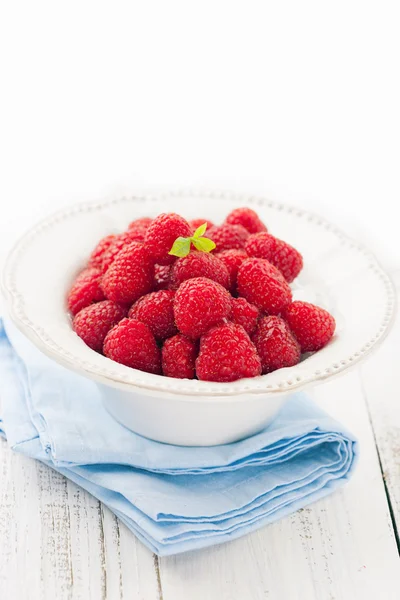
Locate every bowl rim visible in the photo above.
<box><xmin>1</xmin><ymin>189</ymin><xmax>397</xmax><ymax>399</ymax></box>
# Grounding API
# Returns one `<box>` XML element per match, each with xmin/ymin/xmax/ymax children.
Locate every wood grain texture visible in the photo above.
<box><xmin>360</xmin><ymin>270</ymin><xmax>400</xmax><ymax>543</ymax></box>
<box><xmin>0</xmin><ymin>441</ymin><xmax>159</xmax><ymax>600</ymax></box>
<box><xmin>159</xmin><ymin>373</ymin><xmax>400</xmax><ymax>600</ymax></box>
<box><xmin>101</xmin><ymin>508</ymin><xmax>161</xmax><ymax>600</ymax></box>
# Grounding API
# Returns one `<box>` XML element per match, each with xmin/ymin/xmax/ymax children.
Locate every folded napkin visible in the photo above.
<box><xmin>0</xmin><ymin>318</ymin><xmax>358</xmax><ymax>556</ymax></box>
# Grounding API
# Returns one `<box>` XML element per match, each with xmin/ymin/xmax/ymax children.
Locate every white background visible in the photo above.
<box><xmin>1</xmin><ymin>1</ymin><xmax>399</xmax><ymax>269</ymax></box>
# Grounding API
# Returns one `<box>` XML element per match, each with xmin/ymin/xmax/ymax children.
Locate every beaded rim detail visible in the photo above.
<box><xmin>1</xmin><ymin>189</ymin><xmax>397</xmax><ymax>398</ymax></box>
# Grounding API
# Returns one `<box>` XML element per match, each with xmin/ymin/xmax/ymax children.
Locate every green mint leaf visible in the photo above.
<box><xmin>169</xmin><ymin>237</ymin><xmax>191</xmax><ymax>257</ymax></box>
<box><xmin>192</xmin><ymin>222</ymin><xmax>208</xmax><ymax>238</ymax></box>
<box><xmin>192</xmin><ymin>236</ymin><xmax>216</xmax><ymax>253</ymax></box>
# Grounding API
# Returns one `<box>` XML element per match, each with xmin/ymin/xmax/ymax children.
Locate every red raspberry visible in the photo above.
<box><xmin>283</xmin><ymin>301</ymin><xmax>336</xmax><ymax>352</ymax></box>
<box><xmin>190</xmin><ymin>218</ymin><xmax>215</xmax><ymax>233</ymax></box>
<box><xmin>127</xmin><ymin>217</ymin><xmax>153</xmax><ymax>241</ymax></box>
<box><xmin>252</xmin><ymin>316</ymin><xmax>301</xmax><ymax>374</ymax></box>
<box><xmin>88</xmin><ymin>234</ymin><xmax>117</xmax><ymax>269</ymax></box>
<box><xmin>73</xmin><ymin>300</ymin><xmax>128</xmax><ymax>352</ymax></box>
<box><xmin>68</xmin><ymin>268</ymin><xmax>105</xmax><ymax>316</ymax></box>
<box><xmin>225</xmin><ymin>207</ymin><xmax>267</xmax><ymax>234</ymax></box>
<box><xmin>101</xmin><ymin>233</ymin><xmax>142</xmax><ymax>273</ymax></box>
<box><xmin>244</xmin><ymin>232</ymin><xmax>273</xmax><ymax>260</ymax></box>
<box><xmin>162</xmin><ymin>334</ymin><xmax>198</xmax><ymax>379</ymax></box>
<box><xmin>101</xmin><ymin>242</ymin><xmax>154</xmax><ymax>305</ymax></box>
<box><xmin>216</xmin><ymin>249</ymin><xmax>248</xmax><ymax>291</ymax></box>
<box><xmin>174</xmin><ymin>277</ymin><xmax>232</xmax><ymax>339</ymax></box>
<box><xmin>196</xmin><ymin>323</ymin><xmax>261</xmax><ymax>382</ymax></box>
<box><xmin>103</xmin><ymin>318</ymin><xmax>161</xmax><ymax>374</ymax></box>
<box><xmin>237</xmin><ymin>258</ymin><xmax>292</xmax><ymax>314</ymax></box>
<box><xmin>128</xmin><ymin>290</ymin><xmax>177</xmax><ymax>340</ymax></box>
<box><xmin>145</xmin><ymin>213</ymin><xmax>192</xmax><ymax>265</ymax></box>
<box><xmin>154</xmin><ymin>264</ymin><xmax>172</xmax><ymax>290</ymax></box>
<box><xmin>207</xmin><ymin>224</ymin><xmax>249</xmax><ymax>252</ymax></box>
<box><xmin>245</xmin><ymin>232</ymin><xmax>303</xmax><ymax>283</ymax></box>
<box><xmin>169</xmin><ymin>252</ymin><xmax>230</xmax><ymax>290</ymax></box>
<box><xmin>229</xmin><ymin>297</ymin><xmax>260</xmax><ymax>334</ymax></box>
<box><xmin>128</xmin><ymin>216</ymin><xmax>153</xmax><ymax>230</ymax></box>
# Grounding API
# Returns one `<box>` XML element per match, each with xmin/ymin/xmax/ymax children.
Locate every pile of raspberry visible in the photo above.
<box><xmin>68</xmin><ymin>207</ymin><xmax>335</xmax><ymax>382</ymax></box>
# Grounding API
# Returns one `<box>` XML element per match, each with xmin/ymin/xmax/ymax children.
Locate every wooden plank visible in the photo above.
<box><xmin>159</xmin><ymin>372</ymin><xmax>400</xmax><ymax>600</ymax></box>
<box><xmin>65</xmin><ymin>477</ymin><xmax>106</xmax><ymax>600</ymax></box>
<box><xmin>0</xmin><ymin>439</ymin><xmax>43</xmax><ymax>600</ymax></box>
<box><xmin>35</xmin><ymin>462</ymin><xmax>74</xmax><ymax>599</ymax></box>
<box><xmin>101</xmin><ymin>507</ymin><xmax>161</xmax><ymax>600</ymax></box>
<box><xmin>360</xmin><ymin>270</ymin><xmax>400</xmax><ymax>542</ymax></box>
<box><xmin>0</xmin><ymin>440</ymin><xmax>159</xmax><ymax>600</ymax></box>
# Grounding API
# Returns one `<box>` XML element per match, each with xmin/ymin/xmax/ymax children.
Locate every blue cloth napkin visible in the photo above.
<box><xmin>0</xmin><ymin>318</ymin><xmax>358</xmax><ymax>556</ymax></box>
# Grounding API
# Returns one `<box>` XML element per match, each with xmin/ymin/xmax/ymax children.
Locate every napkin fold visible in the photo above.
<box><xmin>0</xmin><ymin>318</ymin><xmax>358</xmax><ymax>556</ymax></box>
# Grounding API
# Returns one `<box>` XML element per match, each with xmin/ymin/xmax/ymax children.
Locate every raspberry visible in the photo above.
<box><xmin>128</xmin><ymin>216</ymin><xmax>153</xmax><ymax>230</ymax></box>
<box><xmin>73</xmin><ymin>300</ymin><xmax>128</xmax><ymax>352</ymax></box>
<box><xmin>68</xmin><ymin>268</ymin><xmax>105</xmax><ymax>316</ymax></box>
<box><xmin>283</xmin><ymin>301</ymin><xmax>336</xmax><ymax>352</ymax></box>
<box><xmin>88</xmin><ymin>234</ymin><xmax>117</xmax><ymax>269</ymax></box>
<box><xmin>169</xmin><ymin>251</ymin><xmax>230</xmax><ymax>290</ymax></box>
<box><xmin>145</xmin><ymin>213</ymin><xmax>192</xmax><ymax>265</ymax></box>
<box><xmin>103</xmin><ymin>318</ymin><xmax>161</xmax><ymax>374</ymax></box>
<box><xmin>207</xmin><ymin>224</ymin><xmax>249</xmax><ymax>252</ymax></box>
<box><xmin>190</xmin><ymin>218</ymin><xmax>215</xmax><ymax>233</ymax></box>
<box><xmin>196</xmin><ymin>323</ymin><xmax>261</xmax><ymax>382</ymax></box>
<box><xmin>244</xmin><ymin>232</ymin><xmax>274</xmax><ymax>260</ymax></box>
<box><xmin>174</xmin><ymin>277</ymin><xmax>232</xmax><ymax>339</ymax></box>
<box><xmin>127</xmin><ymin>217</ymin><xmax>153</xmax><ymax>241</ymax></box>
<box><xmin>162</xmin><ymin>334</ymin><xmax>198</xmax><ymax>379</ymax></box>
<box><xmin>245</xmin><ymin>232</ymin><xmax>303</xmax><ymax>283</ymax></box>
<box><xmin>101</xmin><ymin>233</ymin><xmax>142</xmax><ymax>273</ymax></box>
<box><xmin>101</xmin><ymin>242</ymin><xmax>154</xmax><ymax>305</ymax></box>
<box><xmin>225</xmin><ymin>207</ymin><xmax>267</xmax><ymax>234</ymax></box>
<box><xmin>229</xmin><ymin>297</ymin><xmax>259</xmax><ymax>334</ymax></box>
<box><xmin>128</xmin><ymin>290</ymin><xmax>177</xmax><ymax>340</ymax></box>
<box><xmin>216</xmin><ymin>249</ymin><xmax>248</xmax><ymax>291</ymax></box>
<box><xmin>154</xmin><ymin>264</ymin><xmax>172</xmax><ymax>290</ymax></box>
<box><xmin>237</xmin><ymin>258</ymin><xmax>292</xmax><ymax>314</ymax></box>
<box><xmin>252</xmin><ymin>316</ymin><xmax>301</xmax><ymax>374</ymax></box>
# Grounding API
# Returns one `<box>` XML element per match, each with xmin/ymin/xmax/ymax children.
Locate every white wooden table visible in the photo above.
<box><xmin>0</xmin><ymin>269</ymin><xmax>399</xmax><ymax>600</ymax></box>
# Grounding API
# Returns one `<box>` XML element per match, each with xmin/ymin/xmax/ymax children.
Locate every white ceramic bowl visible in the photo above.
<box><xmin>1</xmin><ymin>191</ymin><xmax>396</xmax><ymax>445</ymax></box>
